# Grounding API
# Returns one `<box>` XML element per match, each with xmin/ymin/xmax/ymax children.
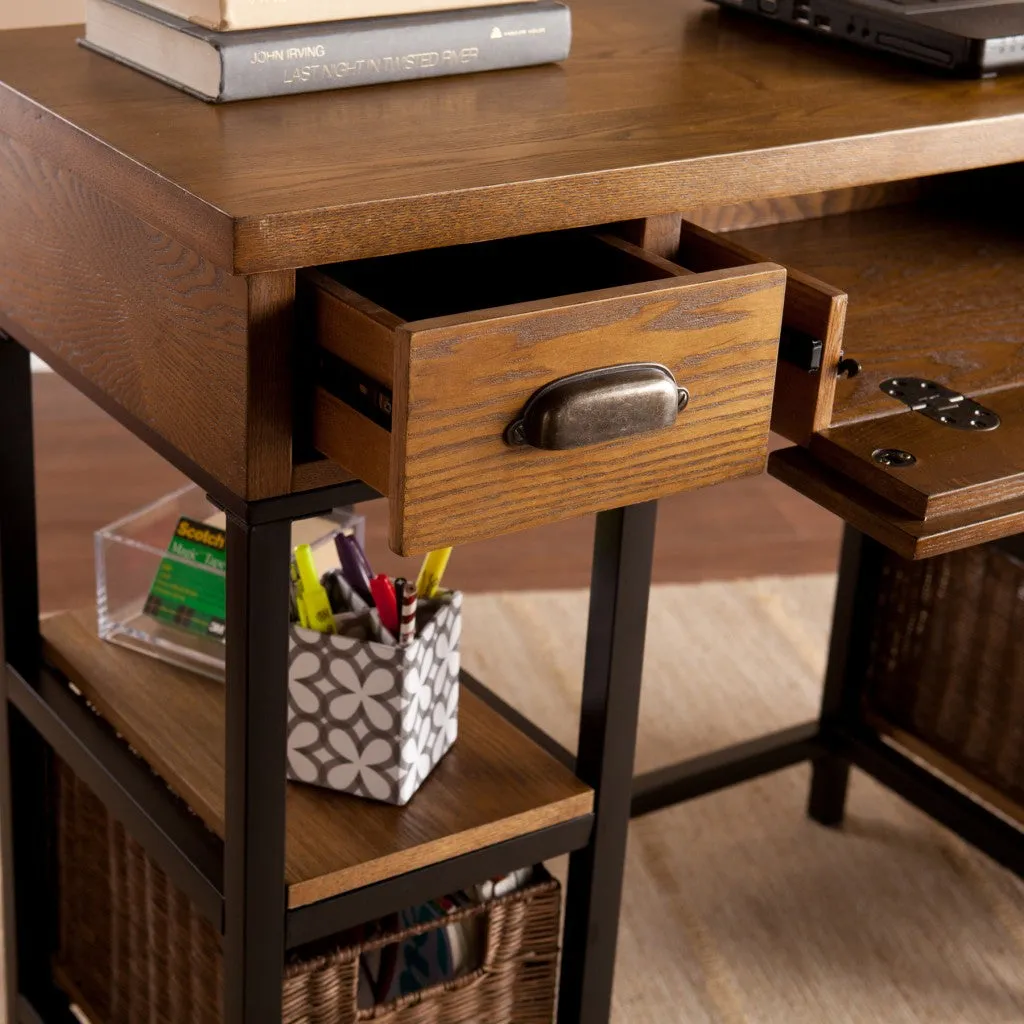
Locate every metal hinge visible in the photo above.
<box><xmin>880</xmin><ymin>377</ymin><xmax>1000</xmax><ymax>431</ymax></box>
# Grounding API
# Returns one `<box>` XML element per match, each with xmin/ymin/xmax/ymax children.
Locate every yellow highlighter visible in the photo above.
<box><xmin>416</xmin><ymin>547</ymin><xmax>452</xmax><ymax>599</ymax></box>
<box><xmin>294</xmin><ymin>544</ymin><xmax>336</xmax><ymax>634</ymax></box>
<box><xmin>290</xmin><ymin>555</ymin><xmax>310</xmax><ymax>629</ymax></box>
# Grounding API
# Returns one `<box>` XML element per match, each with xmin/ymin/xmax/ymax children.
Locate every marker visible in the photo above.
<box><xmin>416</xmin><ymin>547</ymin><xmax>452</xmax><ymax>599</ymax></box>
<box><xmin>370</xmin><ymin>575</ymin><xmax>399</xmax><ymax>635</ymax></box>
<box><xmin>295</xmin><ymin>544</ymin><xmax>336</xmax><ymax>634</ymax></box>
<box><xmin>398</xmin><ymin>577</ymin><xmax>418</xmax><ymax>646</ymax></box>
<box><xmin>335</xmin><ymin>530</ymin><xmax>374</xmax><ymax>605</ymax></box>
<box><xmin>290</xmin><ymin>555</ymin><xmax>310</xmax><ymax>629</ymax></box>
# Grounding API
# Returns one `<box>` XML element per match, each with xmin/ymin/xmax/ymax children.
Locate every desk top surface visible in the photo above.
<box><xmin>2</xmin><ymin>0</ymin><xmax>1024</xmax><ymax>271</ymax></box>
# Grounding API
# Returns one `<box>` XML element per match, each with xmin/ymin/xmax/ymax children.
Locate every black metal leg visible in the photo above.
<box><xmin>558</xmin><ymin>502</ymin><xmax>658</xmax><ymax>1024</ymax></box>
<box><xmin>808</xmin><ymin>525</ymin><xmax>886</xmax><ymax>828</ymax></box>
<box><xmin>0</xmin><ymin>337</ymin><xmax>71</xmax><ymax>1021</ymax></box>
<box><xmin>223</xmin><ymin>515</ymin><xmax>292</xmax><ymax>1024</ymax></box>
<box><xmin>807</xmin><ymin>755</ymin><xmax>851</xmax><ymax>828</ymax></box>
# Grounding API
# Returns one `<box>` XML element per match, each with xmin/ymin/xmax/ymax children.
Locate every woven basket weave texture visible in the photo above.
<box><xmin>864</xmin><ymin>543</ymin><xmax>1024</xmax><ymax>809</ymax></box>
<box><xmin>56</xmin><ymin>762</ymin><xmax>561</xmax><ymax>1024</ymax></box>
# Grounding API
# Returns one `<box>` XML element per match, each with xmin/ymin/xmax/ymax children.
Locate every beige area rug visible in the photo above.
<box><xmin>461</xmin><ymin>576</ymin><xmax>1024</xmax><ymax>1024</ymax></box>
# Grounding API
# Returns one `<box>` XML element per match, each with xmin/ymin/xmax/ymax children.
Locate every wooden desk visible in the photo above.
<box><xmin>1</xmin><ymin>1</ymin><xmax>1022</xmax><ymax>1021</ymax></box>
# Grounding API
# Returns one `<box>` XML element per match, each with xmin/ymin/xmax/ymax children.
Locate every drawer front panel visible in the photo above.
<box><xmin>390</xmin><ymin>265</ymin><xmax>785</xmax><ymax>553</ymax></box>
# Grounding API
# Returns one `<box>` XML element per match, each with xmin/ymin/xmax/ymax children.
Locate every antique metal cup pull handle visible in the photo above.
<box><xmin>504</xmin><ymin>363</ymin><xmax>689</xmax><ymax>450</ymax></box>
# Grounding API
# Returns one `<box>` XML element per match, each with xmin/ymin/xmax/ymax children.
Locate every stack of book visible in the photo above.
<box><xmin>81</xmin><ymin>0</ymin><xmax>570</xmax><ymax>102</ymax></box>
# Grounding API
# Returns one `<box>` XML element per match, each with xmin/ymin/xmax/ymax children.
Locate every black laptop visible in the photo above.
<box><xmin>709</xmin><ymin>0</ymin><xmax>1024</xmax><ymax>74</ymax></box>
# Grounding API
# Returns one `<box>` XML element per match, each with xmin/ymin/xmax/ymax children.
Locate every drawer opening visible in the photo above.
<box><xmin>304</xmin><ymin>231</ymin><xmax>695</xmax><ymax>502</ymax></box>
<box><xmin>304</xmin><ymin>229</ymin><xmax>786</xmax><ymax>554</ymax></box>
<box><xmin>316</xmin><ymin>230</ymin><xmax>684</xmax><ymax>323</ymax></box>
<box><xmin>748</xmin><ymin>165</ymin><xmax>1024</xmax><ymax>555</ymax></box>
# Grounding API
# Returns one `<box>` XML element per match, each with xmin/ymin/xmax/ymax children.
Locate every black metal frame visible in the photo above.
<box><xmin>558</xmin><ymin>502</ymin><xmax>659</xmax><ymax>1024</ymax></box>
<box><xmin>620</xmin><ymin>523</ymin><xmax>1023</xmax><ymax>877</ymax></box>
<box><xmin>1</xmin><ymin>338</ymin><xmax>76</xmax><ymax>1024</ymax></box>
<box><xmin>0</xmin><ymin>327</ymin><xmax>661</xmax><ymax>1024</ymax></box>
<box><xmin>3</xmin><ymin>316</ymin><xmax>1021</xmax><ymax>1024</ymax></box>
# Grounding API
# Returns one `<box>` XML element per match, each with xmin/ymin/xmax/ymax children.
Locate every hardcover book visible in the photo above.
<box><xmin>82</xmin><ymin>0</ymin><xmax>571</xmax><ymax>101</ymax></box>
<box><xmin>135</xmin><ymin>0</ymin><xmax>533</xmax><ymax>31</ymax></box>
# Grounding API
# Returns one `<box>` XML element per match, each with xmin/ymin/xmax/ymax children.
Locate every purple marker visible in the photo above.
<box><xmin>334</xmin><ymin>531</ymin><xmax>374</xmax><ymax>605</ymax></box>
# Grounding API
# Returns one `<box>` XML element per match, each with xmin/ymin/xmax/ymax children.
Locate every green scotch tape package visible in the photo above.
<box><xmin>144</xmin><ymin>516</ymin><xmax>227</xmax><ymax>641</ymax></box>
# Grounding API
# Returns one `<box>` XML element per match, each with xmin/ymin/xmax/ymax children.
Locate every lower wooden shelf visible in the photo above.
<box><xmin>42</xmin><ymin>609</ymin><xmax>593</xmax><ymax>910</ymax></box>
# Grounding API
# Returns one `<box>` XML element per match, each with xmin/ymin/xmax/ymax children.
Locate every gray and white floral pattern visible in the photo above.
<box><xmin>286</xmin><ymin>593</ymin><xmax>461</xmax><ymax>805</ymax></box>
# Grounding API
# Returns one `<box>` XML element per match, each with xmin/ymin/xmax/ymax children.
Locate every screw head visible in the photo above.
<box><xmin>677</xmin><ymin>387</ymin><xmax>690</xmax><ymax>412</ymax></box>
<box><xmin>872</xmin><ymin>447</ymin><xmax>917</xmax><ymax>468</ymax></box>
<box><xmin>837</xmin><ymin>357</ymin><xmax>862</xmax><ymax>379</ymax></box>
<box><xmin>505</xmin><ymin>421</ymin><xmax>527</xmax><ymax>446</ymax></box>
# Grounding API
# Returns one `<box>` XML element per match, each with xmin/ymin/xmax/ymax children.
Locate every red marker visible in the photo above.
<box><xmin>369</xmin><ymin>575</ymin><xmax>399</xmax><ymax>635</ymax></box>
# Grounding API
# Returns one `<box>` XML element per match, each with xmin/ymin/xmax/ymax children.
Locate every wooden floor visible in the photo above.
<box><xmin>32</xmin><ymin>373</ymin><xmax>842</xmax><ymax>613</ymax></box>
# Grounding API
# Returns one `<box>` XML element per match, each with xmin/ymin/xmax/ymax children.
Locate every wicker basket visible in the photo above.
<box><xmin>863</xmin><ymin>543</ymin><xmax>1024</xmax><ymax>812</ymax></box>
<box><xmin>56</xmin><ymin>762</ymin><xmax>562</xmax><ymax>1024</ymax></box>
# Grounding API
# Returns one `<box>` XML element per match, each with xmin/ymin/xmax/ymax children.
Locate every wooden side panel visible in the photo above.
<box><xmin>246</xmin><ymin>271</ymin><xmax>296</xmax><ymax>498</ymax></box>
<box><xmin>614</xmin><ymin>214</ymin><xmax>684</xmax><ymax>259</ymax></box>
<box><xmin>675</xmin><ymin>220</ymin><xmax>847</xmax><ymax>445</ymax></box>
<box><xmin>389</xmin><ymin>266</ymin><xmax>786</xmax><ymax>554</ymax></box>
<box><xmin>304</xmin><ymin>270</ymin><xmax>400</xmax><ymax>387</ymax></box>
<box><xmin>290</xmin><ymin>459</ymin><xmax>357</xmax><ymax>493</ymax></box>
<box><xmin>768</xmin><ymin>447</ymin><xmax>1024</xmax><ymax>560</ymax></box>
<box><xmin>809</xmin><ymin>384</ymin><xmax>1024</xmax><ymax>519</ymax></box>
<box><xmin>313</xmin><ymin>390</ymin><xmax>391</xmax><ymax>495</ymax></box>
<box><xmin>0</xmin><ymin>131</ymin><xmax>252</xmax><ymax>495</ymax></box>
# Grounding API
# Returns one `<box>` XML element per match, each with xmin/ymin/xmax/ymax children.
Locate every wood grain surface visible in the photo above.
<box><xmin>809</xmin><ymin>384</ymin><xmax>1024</xmax><ymax>518</ymax></box>
<box><xmin>314</xmin><ymin>391</ymin><xmax>391</xmax><ymax>495</ymax></box>
<box><xmin>674</xmin><ymin>221</ymin><xmax>847</xmax><ymax>446</ymax></box>
<box><xmin>41</xmin><ymin>609</ymin><xmax>593</xmax><ymax>908</ymax></box>
<box><xmin>306</xmin><ymin>273</ymin><xmax>402</xmax><ymax>387</ymax></box>
<box><xmin>682</xmin><ymin>181</ymin><xmax>926</xmax><ymax>235</ymax></box>
<box><xmin>246</xmin><ymin>271</ymin><xmax>298</xmax><ymax>497</ymax></box>
<box><xmin>729</xmin><ymin>187</ymin><xmax>1024</xmax><ymax>429</ymax></box>
<box><xmin>305</xmin><ymin>232</ymin><xmax>785</xmax><ymax>554</ymax></box>
<box><xmin>0</xmin><ymin>131</ymin><xmax>253</xmax><ymax>496</ymax></box>
<box><xmin>769</xmin><ymin>447</ymin><xmax>1024</xmax><ymax>559</ymax></box>
<box><xmin>3</xmin><ymin>1</ymin><xmax>1024</xmax><ymax>272</ymax></box>
<box><xmin>615</xmin><ymin>215</ymin><xmax>685</xmax><ymax>259</ymax></box>
<box><xmin>289</xmin><ymin>457</ymin><xmax>357</xmax><ymax>494</ymax></box>
<box><xmin>391</xmin><ymin>265</ymin><xmax>785</xmax><ymax>553</ymax></box>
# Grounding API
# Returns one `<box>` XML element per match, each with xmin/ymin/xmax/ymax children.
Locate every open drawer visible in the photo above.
<box><xmin>301</xmin><ymin>231</ymin><xmax>786</xmax><ymax>554</ymax></box>
<box><xmin>699</xmin><ymin>170</ymin><xmax>1024</xmax><ymax>559</ymax></box>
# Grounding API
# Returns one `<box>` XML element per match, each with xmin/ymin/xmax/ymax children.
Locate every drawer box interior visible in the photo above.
<box><xmin>727</xmin><ymin>167</ymin><xmax>1024</xmax><ymax>556</ymax></box>
<box><xmin>303</xmin><ymin>230</ymin><xmax>786</xmax><ymax>554</ymax></box>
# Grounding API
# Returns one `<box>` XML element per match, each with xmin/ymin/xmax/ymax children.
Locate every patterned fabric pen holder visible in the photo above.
<box><xmin>286</xmin><ymin>585</ymin><xmax>461</xmax><ymax>806</ymax></box>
